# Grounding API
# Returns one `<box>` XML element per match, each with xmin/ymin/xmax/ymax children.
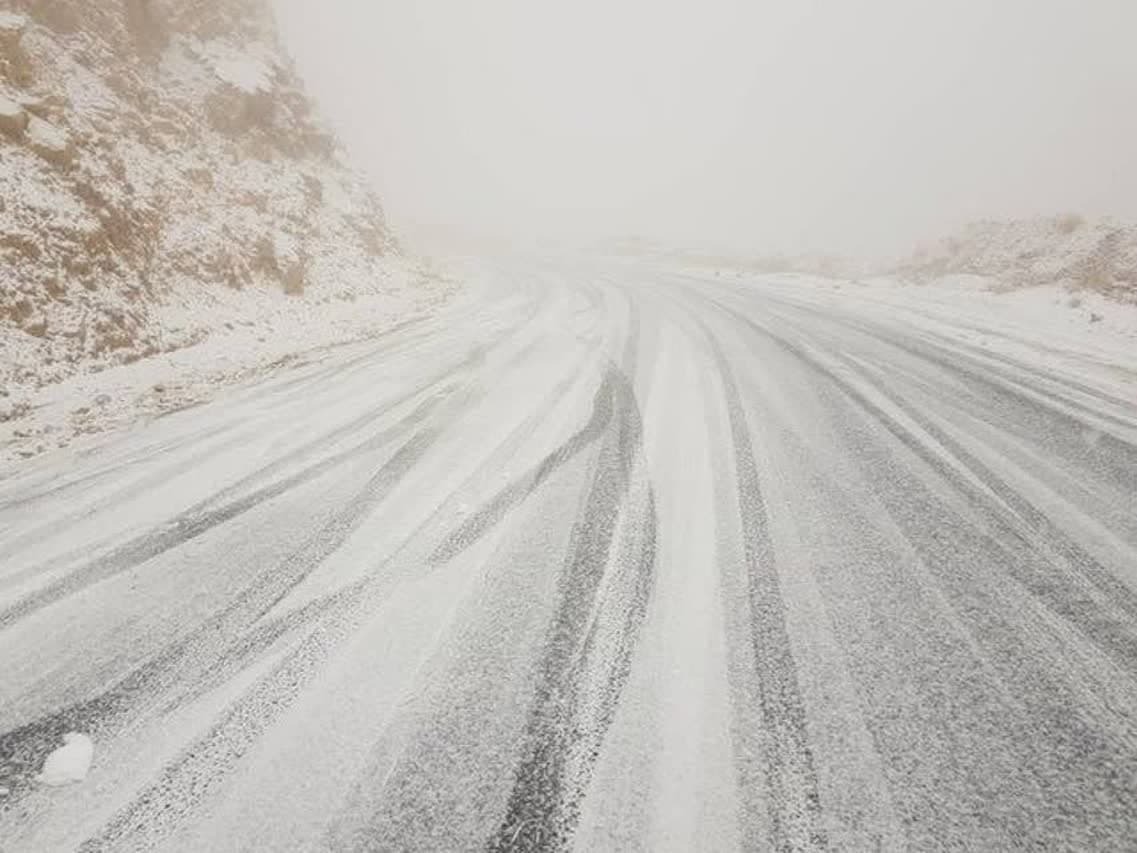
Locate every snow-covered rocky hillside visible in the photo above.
<box><xmin>0</xmin><ymin>0</ymin><xmax>453</xmax><ymax>463</ymax></box>
<box><xmin>896</xmin><ymin>216</ymin><xmax>1137</xmax><ymax>302</ymax></box>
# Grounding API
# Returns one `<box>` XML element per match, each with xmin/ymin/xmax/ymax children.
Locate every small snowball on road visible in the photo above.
<box><xmin>37</xmin><ymin>733</ymin><xmax>95</xmax><ymax>787</ymax></box>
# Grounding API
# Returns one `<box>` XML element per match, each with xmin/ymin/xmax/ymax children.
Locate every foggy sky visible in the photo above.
<box><xmin>273</xmin><ymin>0</ymin><xmax>1137</xmax><ymax>257</ymax></box>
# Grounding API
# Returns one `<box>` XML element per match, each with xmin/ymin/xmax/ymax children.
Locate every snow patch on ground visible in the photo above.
<box><xmin>37</xmin><ymin>733</ymin><xmax>94</xmax><ymax>787</ymax></box>
<box><xmin>0</xmin><ymin>93</ymin><xmax>24</xmax><ymax>119</ymax></box>
<box><xmin>203</xmin><ymin>41</ymin><xmax>274</xmax><ymax>93</ymax></box>
<box><xmin>0</xmin><ymin>11</ymin><xmax>27</xmax><ymax>35</ymax></box>
<box><xmin>25</xmin><ymin>113</ymin><xmax>69</xmax><ymax>152</ymax></box>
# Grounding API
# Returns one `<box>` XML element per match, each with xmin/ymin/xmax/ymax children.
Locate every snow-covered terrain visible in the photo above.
<box><xmin>0</xmin><ymin>257</ymin><xmax>455</xmax><ymax>465</ymax></box>
<box><xmin>3</xmin><ymin>3</ymin><xmax>1137</xmax><ymax>847</ymax></box>
<box><xmin>896</xmin><ymin>216</ymin><xmax>1137</xmax><ymax>301</ymax></box>
<box><xmin>1</xmin><ymin>256</ymin><xmax>1135</xmax><ymax>850</ymax></box>
<box><xmin>672</xmin><ymin>267</ymin><xmax>1137</xmax><ymax>393</ymax></box>
<box><xmin>1</xmin><ymin>0</ymin><xmax>451</xmax><ymax>464</ymax></box>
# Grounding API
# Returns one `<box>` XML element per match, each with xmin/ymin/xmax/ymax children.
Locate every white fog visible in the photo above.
<box><xmin>276</xmin><ymin>0</ymin><xmax>1137</xmax><ymax>256</ymax></box>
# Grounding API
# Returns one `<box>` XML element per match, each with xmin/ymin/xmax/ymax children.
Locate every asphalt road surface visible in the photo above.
<box><xmin>2</xmin><ymin>260</ymin><xmax>1137</xmax><ymax>851</ymax></box>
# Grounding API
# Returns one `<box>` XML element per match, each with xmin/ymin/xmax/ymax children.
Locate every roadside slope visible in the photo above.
<box><xmin>1</xmin><ymin>0</ymin><xmax>453</xmax><ymax>462</ymax></box>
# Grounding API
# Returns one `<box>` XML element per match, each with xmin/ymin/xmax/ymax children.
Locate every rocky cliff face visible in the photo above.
<box><xmin>0</xmin><ymin>0</ymin><xmax>402</xmax><ymax>389</ymax></box>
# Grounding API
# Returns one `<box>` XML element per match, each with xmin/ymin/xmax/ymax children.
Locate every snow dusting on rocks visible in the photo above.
<box><xmin>896</xmin><ymin>215</ymin><xmax>1137</xmax><ymax>302</ymax></box>
<box><xmin>1</xmin><ymin>0</ymin><xmax>455</xmax><ymax>465</ymax></box>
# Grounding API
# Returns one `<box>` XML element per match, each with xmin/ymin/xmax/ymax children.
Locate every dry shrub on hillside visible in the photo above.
<box><xmin>1056</xmin><ymin>213</ymin><xmax>1085</xmax><ymax>235</ymax></box>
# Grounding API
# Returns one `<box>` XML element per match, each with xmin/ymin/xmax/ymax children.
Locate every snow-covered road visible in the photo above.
<box><xmin>3</xmin><ymin>259</ymin><xmax>1137</xmax><ymax>850</ymax></box>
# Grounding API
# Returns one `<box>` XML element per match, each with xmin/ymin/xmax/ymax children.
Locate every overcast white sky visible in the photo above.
<box><xmin>273</xmin><ymin>0</ymin><xmax>1137</xmax><ymax>257</ymax></box>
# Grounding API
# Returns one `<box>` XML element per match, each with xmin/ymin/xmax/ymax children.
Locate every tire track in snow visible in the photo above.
<box><xmin>721</xmin><ymin>303</ymin><xmax>1137</xmax><ymax>845</ymax></box>
<box><xmin>50</xmin><ymin>376</ymin><xmax>489</xmax><ymax>848</ymax></box>
<box><xmin>0</xmin><ymin>341</ymin><xmax>500</xmax><ymax>633</ymax></box>
<box><xmin>702</xmin><ymin>323</ymin><xmax>828</xmax><ymax>852</ymax></box>
<box><xmin>0</xmin><ymin>420</ymin><xmax>240</xmax><ymax>511</ymax></box>
<box><xmin>41</xmin><ymin>318</ymin><xmax>582</xmax><ymax>847</ymax></box>
<box><xmin>739</xmin><ymin>311</ymin><xmax>1137</xmax><ymax>671</ymax></box>
<box><xmin>0</xmin><ymin>382</ymin><xmax>425</xmax><ymax>592</ymax></box>
<box><xmin>173</xmin><ymin>344</ymin><xmax>597</xmax><ymax>712</ymax></box>
<box><xmin>430</xmin><ymin>369</ymin><xmax>617</xmax><ymax>565</ymax></box>
<box><xmin>0</xmin><ymin>425</ymin><xmax>251</xmax><ymax>552</ymax></box>
<box><xmin>488</xmin><ymin>364</ymin><xmax>657</xmax><ymax>850</ymax></box>
<box><xmin>0</xmin><ymin>391</ymin><xmax>442</xmax><ymax>635</ymax></box>
<box><xmin>487</xmin><ymin>306</ymin><xmax>653</xmax><ymax>850</ymax></box>
<box><xmin>0</xmin><ymin>390</ymin><xmax>468</xmax><ymax>797</ymax></box>
<box><xmin>807</xmin><ymin>375</ymin><xmax>1137</xmax><ymax>846</ymax></box>
<box><xmin>834</xmin><ymin>347</ymin><xmax>1137</xmax><ymax>617</ymax></box>
<box><xmin>786</xmin><ymin>304</ymin><xmax>1137</xmax><ymax>486</ymax></box>
<box><xmin>288</xmin><ymin>345</ymin><xmax>618</xmax><ymax>850</ymax></box>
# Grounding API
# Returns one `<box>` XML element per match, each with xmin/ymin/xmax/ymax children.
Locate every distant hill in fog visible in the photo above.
<box><xmin>894</xmin><ymin>216</ymin><xmax>1137</xmax><ymax>301</ymax></box>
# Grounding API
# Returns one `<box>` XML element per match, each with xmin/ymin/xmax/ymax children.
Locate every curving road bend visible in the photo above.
<box><xmin>2</xmin><ymin>259</ymin><xmax>1137</xmax><ymax>851</ymax></box>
